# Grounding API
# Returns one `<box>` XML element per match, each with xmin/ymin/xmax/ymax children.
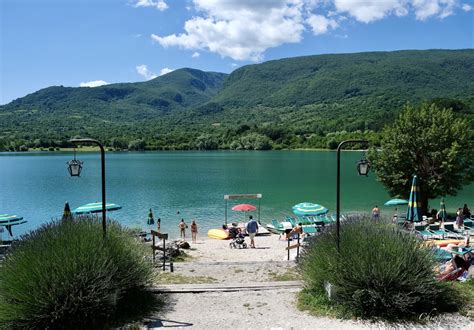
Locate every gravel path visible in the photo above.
<box><xmin>142</xmin><ymin>235</ymin><xmax>473</xmax><ymax>329</ymax></box>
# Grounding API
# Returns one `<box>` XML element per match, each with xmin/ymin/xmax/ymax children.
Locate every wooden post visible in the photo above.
<box><xmin>163</xmin><ymin>234</ymin><xmax>166</xmax><ymax>271</ymax></box>
<box><xmin>152</xmin><ymin>232</ymin><xmax>156</xmax><ymax>262</ymax></box>
<box><xmin>296</xmin><ymin>233</ymin><xmax>300</xmax><ymax>261</ymax></box>
<box><xmin>287</xmin><ymin>237</ymin><xmax>290</xmax><ymax>261</ymax></box>
<box><xmin>151</xmin><ymin>230</ymin><xmax>168</xmax><ymax>270</ymax></box>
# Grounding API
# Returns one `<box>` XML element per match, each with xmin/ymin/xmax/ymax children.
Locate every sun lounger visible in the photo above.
<box><xmin>287</xmin><ymin>217</ymin><xmax>297</xmax><ymax>227</ymax></box>
<box><xmin>442</xmin><ymin>224</ymin><xmax>463</xmax><ymax>238</ymax></box>
<box><xmin>433</xmin><ymin>248</ymin><xmax>453</xmax><ymax>262</ymax></box>
<box><xmin>298</xmin><ymin>216</ymin><xmax>313</xmax><ymax>226</ymax></box>
<box><xmin>415</xmin><ymin>225</ymin><xmax>433</xmax><ymax>240</ymax></box>
<box><xmin>271</xmin><ymin>219</ymin><xmax>283</xmax><ymax>230</ymax></box>
<box><xmin>314</xmin><ymin>221</ymin><xmax>325</xmax><ymax>228</ymax></box>
<box><xmin>429</xmin><ymin>225</ymin><xmax>446</xmax><ymax>239</ymax></box>
<box><xmin>463</xmin><ymin>220</ymin><xmax>474</xmax><ymax>232</ymax></box>
<box><xmin>302</xmin><ymin>226</ymin><xmax>318</xmax><ymax>235</ymax></box>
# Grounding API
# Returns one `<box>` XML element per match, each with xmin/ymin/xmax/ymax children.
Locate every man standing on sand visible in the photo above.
<box><xmin>246</xmin><ymin>215</ymin><xmax>258</xmax><ymax>248</ymax></box>
<box><xmin>178</xmin><ymin>219</ymin><xmax>187</xmax><ymax>240</ymax></box>
<box><xmin>372</xmin><ymin>205</ymin><xmax>380</xmax><ymax>220</ymax></box>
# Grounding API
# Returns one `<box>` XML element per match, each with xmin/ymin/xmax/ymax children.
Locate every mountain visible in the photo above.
<box><xmin>2</xmin><ymin>68</ymin><xmax>227</xmax><ymax>121</ymax></box>
<box><xmin>1</xmin><ymin>49</ymin><xmax>473</xmax><ymax>151</ymax></box>
<box><xmin>215</xmin><ymin>49</ymin><xmax>474</xmax><ymax>108</ymax></box>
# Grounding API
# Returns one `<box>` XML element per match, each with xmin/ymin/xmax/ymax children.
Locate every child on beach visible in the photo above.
<box><xmin>179</xmin><ymin>219</ymin><xmax>187</xmax><ymax>240</ymax></box>
<box><xmin>191</xmin><ymin>220</ymin><xmax>198</xmax><ymax>243</ymax></box>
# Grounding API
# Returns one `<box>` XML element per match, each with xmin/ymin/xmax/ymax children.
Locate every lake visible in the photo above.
<box><xmin>1</xmin><ymin>151</ymin><xmax>473</xmax><ymax>238</ymax></box>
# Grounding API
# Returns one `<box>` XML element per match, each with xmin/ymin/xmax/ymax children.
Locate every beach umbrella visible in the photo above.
<box><xmin>62</xmin><ymin>202</ymin><xmax>72</xmax><ymax>221</ymax></box>
<box><xmin>147</xmin><ymin>208</ymin><xmax>155</xmax><ymax>225</ymax></box>
<box><xmin>439</xmin><ymin>198</ymin><xmax>447</xmax><ymax>222</ymax></box>
<box><xmin>292</xmin><ymin>202</ymin><xmax>328</xmax><ymax>216</ymax></box>
<box><xmin>406</xmin><ymin>175</ymin><xmax>422</xmax><ymax>222</ymax></box>
<box><xmin>232</xmin><ymin>204</ymin><xmax>257</xmax><ymax>212</ymax></box>
<box><xmin>384</xmin><ymin>199</ymin><xmax>409</xmax><ymax>206</ymax></box>
<box><xmin>0</xmin><ymin>214</ymin><xmax>27</xmax><ymax>237</ymax></box>
<box><xmin>72</xmin><ymin>202</ymin><xmax>122</xmax><ymax>214</ymax></box>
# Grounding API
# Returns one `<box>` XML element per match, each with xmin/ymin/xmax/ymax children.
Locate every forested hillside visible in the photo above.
<box><xmin>1</xmin><ymin>49</ymin><xmax>473</xmax><ymax>151</ymax></box>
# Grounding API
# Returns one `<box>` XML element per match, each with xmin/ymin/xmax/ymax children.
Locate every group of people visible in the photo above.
<box><xmin>178</xmin><ymin>219</ymin><xmax>198</xmax><ymax>243</ymax></box>
<box><xmin>223</xmin><ymin>215</ymin><xmax>259</xmax><ymax>248</ymax></box>
<box><xmin>147</xmin><ymin>209</ymin><xmax>198</xmax><ymax>243</ymax></box>
<box><xmin>371</xmin><ymin>203</ymin><xmax>472</xmax><ymax>224</ymax></box>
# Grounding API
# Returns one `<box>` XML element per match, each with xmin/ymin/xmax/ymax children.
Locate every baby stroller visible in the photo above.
<box><xmin>229</xmin><ymin>226</ymin><xmax>247</xmax><ymax>249</ymax></box>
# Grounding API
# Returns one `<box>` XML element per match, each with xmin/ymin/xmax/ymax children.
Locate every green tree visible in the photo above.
<box><xmin>128</xmin><ymin>139</ymin><xmax>146</xmax><ymax>151</ymax></box>
<box><xmin>195</xmin><ymin>134</ymin><xmax>218</xmax><ymax>150</ymax></box>
<box><xmin>368</xmin><ymin>103</ymin><xmax>473</xmax><ymax>215</ymax></box>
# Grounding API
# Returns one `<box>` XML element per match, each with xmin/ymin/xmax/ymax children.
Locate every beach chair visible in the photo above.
<box><xmin>433</xmin><ymin>248</ymin><xmax>453</xmax><ymax>262</ymax></box>
<box><xmin>442</xmin><ymin>224</ymin><xmax>463</xmax><ymax>238</ymax></box>
<box><xmin>463</xmin><ymin>220</ymin><xmax>474</xmax><ymax>231</ymax></box>
<box><xmin>414</xmin><ymin>225</ymin><xmax>433</xmax><ymax>240</ymax></box>
<box><xmin>271</xmin><ymin>219</ymin><xmax>284</xmax><ymax>231</ymax></box>
<box><xmin>314</xmin><ymin>221</ymin><xmax>325</xmax><ymax>228</ymax></box>
<box><xmin>287</xmin><ymin>217</ymin><xmax>297</xmax><ymax>227</ymax></box>
<box><xmin>429</xmin><ymin>225</ymin><xmax>446</xmax><ymax>239</ymax></box>
<box><xmin>318</xmin><ymin>214</ymin><xmax>331</xmax><ymax>224</ymax></box>
<box><xmin>302</xmin><ymin>226</ymin><xmax>318</xmax><ymax>235</ymax></box>
<box><xmin>299</xmin><ymin>216</ymin><xmax>313</xmax><ymax>226</ymax></box>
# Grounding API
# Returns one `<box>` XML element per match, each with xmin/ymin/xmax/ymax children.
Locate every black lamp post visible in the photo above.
<box><xmin>336</xmin><ymin>139</ymin><xmax>369</xmax><ymax>252</ymax></box>
<box><xmin>67</xmin><ymin>138</ymin><xmax>107</xmax><ymax>238</ymax></box>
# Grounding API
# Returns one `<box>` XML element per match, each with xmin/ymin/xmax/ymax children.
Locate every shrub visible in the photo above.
<box><xmin>0</xmin><ymin>216</ymin><xmax>154</xmax><ymax>329</ymax></box>
<box><xmin>300</xmin><ymin>217</ymin><xmax>460</xmax><ymax>320</ymax></box>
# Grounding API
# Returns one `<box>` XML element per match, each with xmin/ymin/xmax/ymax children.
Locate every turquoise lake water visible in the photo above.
<box><xmin>1</xmin><ymin>151</ymin><xmax>473</xmax><ymax>238</ymax></box>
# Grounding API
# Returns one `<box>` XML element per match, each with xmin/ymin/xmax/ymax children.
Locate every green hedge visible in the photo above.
<box><xmin>300</xmin><ymin>218</ymin><xmax>461</xmax><ymax>320</ymax></box>
<box><xmin>0</xmin><ymin>216</ymin><xmax>154</xmax><ymax>328</ymax></box>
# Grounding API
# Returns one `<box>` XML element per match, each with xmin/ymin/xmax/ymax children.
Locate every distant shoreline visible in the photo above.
<box><xmin>0</xmin><ymin>147</ymin><xmax>372</xmax><ymax>154</ymax></box>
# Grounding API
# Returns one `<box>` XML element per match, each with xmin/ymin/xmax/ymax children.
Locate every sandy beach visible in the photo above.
<box><xmin>143</xmin><ymin>233</ymin><xmax>473</xmax><ymax>329</ymax></box>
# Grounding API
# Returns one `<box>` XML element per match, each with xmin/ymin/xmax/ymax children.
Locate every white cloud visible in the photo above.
<box><xmin>151</xmin><ymin>0</ymin><xmax>305</xmax><ymax>62</ymax></box>
<box><xmin>133</xmin><ymin>0</ymin><xmax>168</xmax><ymax>11</ymax></box>
<box><xmin>333</xmin><ymin>0</ymin><xmax>409</xmax><ymax>23</ymax></box>
<box><xmin>159</xmin><ymin>67</ymin><xmax>174</xmax><ymax>76</ymax></box>
<box><xmin>150</xmin><ymin>1</ymin><xmax>467</xmax><ymax>61</ymax></box>
<box><xmin>333</xmin><ymin>0</ymin><xmax>462</xmax><ymax>23</ymax></box>
<box><xmin>307</xmin><ymin>14</ymin><xmax>338</xmax><ymax>35</ymax></box>
<box><xmin>191</xmin><ymin>51</ymin><xmax>200</xmax><ymax>58</ymax></box>
<box><xmin>79</xmin><ymin>80</ymin><xmax>108</xmax><ymax>87</ymax></box>
<box><xmin>136</xmin><ymin>64</ymin><xmax>158</xmax><ymax>80</ymax></box>
<box><xmin>412</xmin><ymin>0</ymin><xmax>458</xmax><ymax>20</ymax></box>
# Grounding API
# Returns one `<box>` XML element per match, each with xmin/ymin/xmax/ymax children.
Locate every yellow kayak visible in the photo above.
<box><xmin>207</xmin><ymin>229</ymin><xmax>230</xmax><ymax>240</ymax></box>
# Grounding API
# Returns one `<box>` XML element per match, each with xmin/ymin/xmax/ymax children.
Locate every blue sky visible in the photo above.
<box><xmin>1</xmin><ymin>0</ymin><xmax>473</xmax><ymax>104</ymax></box>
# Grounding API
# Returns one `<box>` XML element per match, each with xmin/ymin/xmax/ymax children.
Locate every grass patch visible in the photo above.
<box><xmin>170</xmin><ymin>251</ymin><xmax>194</xmax><ymax>262</ymax></box>
<box><xmin>451</xmin><ymin>280</ymin><xmax>474</xmax><ymax>318</ymax></box>
<box><xmin>234</xmin><ymin>268</ymin><xmax>244</xmax><ymax>273</ymax></box>
<box><xmin>297</xmin><ymin>289</ymin><xmax>345</xmax><ymax>318</ymax></box>
<box><xmin>154</xmin><ymin>272</ymin><xmax>217</xmax><ymax>285</ymax></box>
<box><xmin>269</xmin><ymin>268</ymin><xmax>301</xmax><ymax>282</ymax></box>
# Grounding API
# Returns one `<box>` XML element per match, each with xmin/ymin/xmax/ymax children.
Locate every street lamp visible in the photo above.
<box><xmin>336</xmin><ymin>140</ymin><xmax>369</xmax><ymax>252</ymax></box>
<box><xmin>67</xmin><ymin>149</ymin><xmax>83</xmax><ymax>177</ymax></box>
<box><xmin>357</xmin><ymin>158</ymin><xmax>370</xmax><ymax>176</ymax></box>
<box><xmin>67</xmin><ymin>138</ymin><xmax>107</xmax><ymax>238</ymax></box>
